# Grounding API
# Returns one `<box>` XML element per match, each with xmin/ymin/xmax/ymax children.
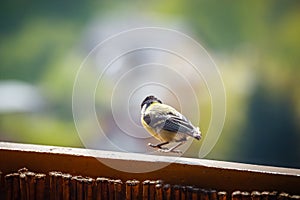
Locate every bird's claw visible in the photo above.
<box><xmin>157</xmin><ymin>148</ymin><xmax>182</xmax><ymax>154</ymax></box>
<box><xmin>147</xmin><ymin>143</ymin><xmax>157</xmax><ymax>148</ymax></box>
<box><xmin>148</xmin><ymin>143</ymin><xmax>168</xmax><ymax>150</ymax></box>
<box><xmin>148</xmin><ymin>143</ymin><xmax>182</xmax><ymax>153</ymax></box>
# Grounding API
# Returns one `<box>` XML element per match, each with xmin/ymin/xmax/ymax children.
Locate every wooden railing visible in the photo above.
<box><xmin>0</xmin><ymin>142</ymin><xmax>299</xmax><ymax>199</ymax></box>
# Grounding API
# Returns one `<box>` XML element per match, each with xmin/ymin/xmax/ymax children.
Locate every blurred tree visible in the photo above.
<box><xmin>238</xmin><ymin>82</ymin><xmax>299</xmax><ymax>168</ymax></box>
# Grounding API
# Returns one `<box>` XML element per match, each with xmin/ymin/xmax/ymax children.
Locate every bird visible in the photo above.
<box><xmin>140</xmin><ymin>95</ymin><xmax>201</xmax><ymax>153</ymax></box>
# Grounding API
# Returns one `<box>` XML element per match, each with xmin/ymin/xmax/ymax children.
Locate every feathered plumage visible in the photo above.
<box><xmin>141</xmin><ymin>95</ymin><xmax>201</xmax><ymax>153</ymax></box>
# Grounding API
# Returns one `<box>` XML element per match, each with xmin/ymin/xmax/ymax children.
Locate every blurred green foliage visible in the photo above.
<box><xmin>0</xmin><ymin>0</ymin><xmax>299</xmax><ymax>168</ymax></box>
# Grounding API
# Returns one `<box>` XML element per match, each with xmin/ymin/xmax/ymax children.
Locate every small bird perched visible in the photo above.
<box><xmin>141</xmin><ymin>95</ymin><xmax>201</xmax><ymax>153</ymax></box>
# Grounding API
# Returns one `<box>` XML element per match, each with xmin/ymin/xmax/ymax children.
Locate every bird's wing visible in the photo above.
<box><xmin>143</xmin><ymin>103</ymin><xmax>198</xmax><ymax>137</ymax></box>
<box><xmin>163</xmin><ymin>115</ymin><xmax>197</xmax><ymax>137</ymax></box>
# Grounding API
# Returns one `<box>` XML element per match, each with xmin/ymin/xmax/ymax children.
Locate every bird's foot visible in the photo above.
<box><xmin>157</xmin><ymin>142</ymin><xmax>184</xmax><ymax>154</ymax></box>
<box><xmin>148</xmin><ymin>143</ymin><xmax>168</xmax><ymax>150</ymax></box>
<box><xmin>157</xmin><ymin>148</ymin><xmax>182</xmax><ymax>154</ymax></box>
<box><xmin>148</xmin><ymin>142</ymin><xmax>182</xmax><ymax>153</ymax></box>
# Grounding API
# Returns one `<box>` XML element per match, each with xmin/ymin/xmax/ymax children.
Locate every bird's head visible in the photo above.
<box><xmin>141</xmin><ymin>95</ymin><xmax>162</xmax><ymax>109</ymax></box>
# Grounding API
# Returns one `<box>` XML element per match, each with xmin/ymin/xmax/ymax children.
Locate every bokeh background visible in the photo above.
<box><xmin>1</xmin><ymin>1</ymin><xmax>299</xmax><ymax>168</ymax></box>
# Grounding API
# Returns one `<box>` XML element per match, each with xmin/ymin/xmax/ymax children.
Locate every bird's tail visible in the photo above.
<box><xmin>193</xmin><ymin>127</ymin><xmax>201</xmax><ymax>140</ymax></box>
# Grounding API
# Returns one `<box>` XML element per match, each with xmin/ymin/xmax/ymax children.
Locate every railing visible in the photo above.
<box><xmin>0</xmin><ymin>142</ymin><xmax>299</xmax><ymax>199</ymax></box>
